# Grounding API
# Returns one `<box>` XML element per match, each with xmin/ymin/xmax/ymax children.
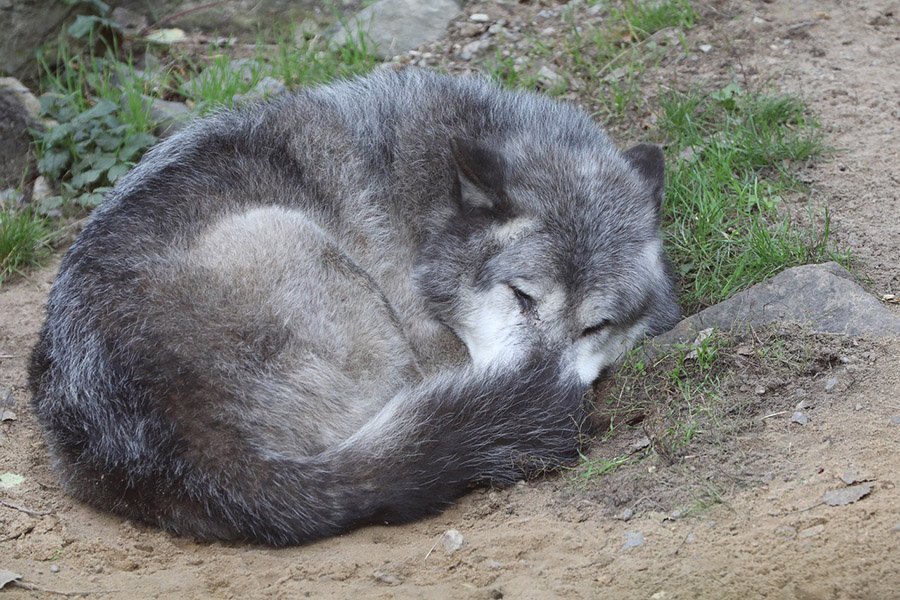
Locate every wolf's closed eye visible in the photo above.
<box><xmin>581</xmin><ymin>320</ymin><xmax>610</xmax><ymax>338</ymax></box>
<box><xmin>509</xmin><ymin>285</ymin><xmax>536</xmax><ymax>315</ymax></box>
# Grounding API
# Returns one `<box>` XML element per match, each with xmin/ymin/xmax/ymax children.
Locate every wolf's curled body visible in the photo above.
<box><xmin>29</xmin><ymin>69</ymin><xmax>679</xmax><ymax>545</ymax></box>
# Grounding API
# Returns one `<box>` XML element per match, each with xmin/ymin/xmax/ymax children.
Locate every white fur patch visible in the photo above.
<box><xmin>566</xmin><ymin>320</ymin><xmax>650</xmax><ymax>385</ymax></box>
<box><xmin>456</xmin><ymin>286</ymin><xmax>528</xmax><ymax>369</ymax></box>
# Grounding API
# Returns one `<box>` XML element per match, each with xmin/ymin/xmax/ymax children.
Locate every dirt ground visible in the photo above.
<box><xmin>2</xmin><ymin>0</ymin><xmax>899</xmax><ymax>598</ymax></box>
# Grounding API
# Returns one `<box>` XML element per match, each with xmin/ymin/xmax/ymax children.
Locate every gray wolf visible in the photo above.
<box><xmin>29</xmin><ymin>68</ymin><xmax>679</xmax><ymax>545</ymax></box>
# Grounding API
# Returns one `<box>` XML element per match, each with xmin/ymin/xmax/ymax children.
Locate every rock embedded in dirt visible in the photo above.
<box><xmin>824</xmin><ymin>376</ymin><xmax>839</xmax><ymax>392</ymax></box>
<box><xmin>618</xmin><ymin>508</ymin><xmax>635</xmax><ymax>522</ymax></box>
<box><xmin>653</xmin><ymin>263</ymin><xmax>900</xmax><ymax>349</ymax></box>
<box><xmin>823</xmin><ymin>484</ymin><xmax>872</xmax><ymax>506</ymax></box>
<box><xmin>331</xmin><ymin>0</ymin><xmax>462</xmax><ymax>59</ymax></box>
<box><xmin>791</xmin><ymin>412</ymin><xmax>810</xmax><ymax>426</ymax></box>
<box><xmin>623</xmin><ymin>531</ymin><xmax>645</xmax><ymax>549</ymax></box>
<box><xmin>890</xmin><ymin>415</ymin><xmax>900</xmax><ymax>426</ymax></box>
<box><xmin>442</xmin><ymin>528</ymin><xmax>465</xmax><ymax>552</ymax></box>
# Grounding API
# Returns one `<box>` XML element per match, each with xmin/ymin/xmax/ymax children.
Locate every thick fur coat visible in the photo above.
<box><xmin>29</xmin><ymin>69</ymin><xmax>680</xmax><ymax>545</ymax></box>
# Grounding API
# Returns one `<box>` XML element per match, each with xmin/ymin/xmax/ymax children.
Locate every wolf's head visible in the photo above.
<box><xmin>416</xmin><ymin>137</ymin><xmax>680</xmax><ymax>386</ymax></box>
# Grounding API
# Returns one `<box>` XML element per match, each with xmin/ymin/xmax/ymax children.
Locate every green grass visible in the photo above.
<box><xmin>612</xmin><ymin>0</ymin><xmax>696</xmax><ymax>39</ymax></box>
<box><xmin>571</xmin><ymin>452</ymin><xmax>631</xmax><ymax>486</ymax></box>
<box><xmin>30</xmin><ymin>15</ymin><xmax>379</xmax><ymax>214</ymax></box>
<box><xmin>0</xmin><ymin>210</ymin><xmax>50</xmax><ymax>285</ymax></box>
<box><xmin>658</xmin><ymin>84</ymin><xmax>843</xmax><ymax>311</ymax></box>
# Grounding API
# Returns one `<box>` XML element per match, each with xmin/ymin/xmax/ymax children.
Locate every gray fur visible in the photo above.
<box><xmin>29</xmin><ymin>69</ymin><xmax>679</xmax><ymax>545</ymax></box>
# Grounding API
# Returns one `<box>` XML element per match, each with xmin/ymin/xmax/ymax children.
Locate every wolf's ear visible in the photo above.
<box><xmin>451</xmin><ymin>138</ymin><xmax>509</xmax><ymax>214</ymax></box>
<box><xmin>623</xmin><ymin>143</ymin><xmax>665</xmax><ymax>212</ymax></box>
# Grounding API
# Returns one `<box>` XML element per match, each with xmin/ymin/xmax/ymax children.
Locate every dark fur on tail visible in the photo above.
<box><xmin>30</xmin><ymin>343</ymin><xmax>587</xmax><ymax>545</ymax></box>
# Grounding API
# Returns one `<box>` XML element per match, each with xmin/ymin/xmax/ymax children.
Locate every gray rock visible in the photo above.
<box><xmin>652</xmin><ymin>263</ymin><xmax>900</xmax><ymax>349</ymax></box>
<box><xmin>0</xmin><ymin>1</ymin><xmax>74</xmax><ymax>79</ymax></box>
<box><xmin>147</xmin><ymin>97</ymin><xmax>191</xmax><ymax>138</ymax></box>
<box><xmin>618</xmin><ymin>507</ymin><xmax>634</xmax><ymax>522</ymax></box>
<box><xmin>0</xmin><ymin>77</ymin><xmax>42</xmax><ymax>190</ymax></box>
<box><xmin>234</xmin><ymin>77</ymin><xmax>287</xmax><ymax>105</ymax></box>
<box><xmin>537</xmin><ymin>65</ymin><xmax>566</xmax><ymax>90</ymax></box>
<box><xmin>824</xmin><ymin>376</ymin><xmax>839</xmax><ymax>392</ymax></box>
<box><xmin>331</xmin><ymin>0</ymin><xmax>461</xmax><ymax>59</ymax></box>
<box><xmin>459</xmin><ymin>39</ymin><xmax>491</xmax><ymax>61</ymax></box>
<box><xmin>623</xmin><ymin>531</ymin><xmax>644</xmax><ymax>549</ymax></box>
<box><xmin>891</xmin><ymin>415</ymin><xmax>900</xmax><ymax>426</ymax></box>
<box><xmin>442</xmin><ymin>528</ymin><xmax>464</xmax><ymax>552</ymax></box>
<box><xmin>791</xmin><ymin>411</ymin><xmax>809</xmax><ymax>426</ymax></box>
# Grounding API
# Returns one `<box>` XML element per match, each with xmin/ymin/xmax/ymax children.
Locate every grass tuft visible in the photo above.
<box><xmin>0</xmin><ymin>210</ymin><xmax>50</xmax><ymax>285</ymax></box>
<box><xmin>658</xmin><ymin>84</ymin><xmax>844</xmax><ymax>311</ymax></box>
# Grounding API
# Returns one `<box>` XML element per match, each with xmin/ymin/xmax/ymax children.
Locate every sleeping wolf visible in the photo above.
<box><xmin>29</xmin><ymin>69</ymin><xmax>680</xmax><ymax>545</ymax></box>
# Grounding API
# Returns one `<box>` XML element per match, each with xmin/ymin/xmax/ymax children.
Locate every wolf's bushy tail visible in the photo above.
<box><xmin>172</xmin><ymin>355</ymin><xmax>587</xmax><ymax>545</ymax></box>
<box><xmin>32</xmin><ymin>345</ymin><xmax>589</xmax><ymax>546</ymax></box>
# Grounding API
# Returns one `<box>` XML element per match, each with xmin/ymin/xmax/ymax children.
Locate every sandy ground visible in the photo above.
<box><xmin>2</xmin><ymin>0</ymin><xmax>899</xmax><ymax>598</ymax></box>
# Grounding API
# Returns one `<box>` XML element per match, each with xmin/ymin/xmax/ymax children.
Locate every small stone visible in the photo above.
<box><xmin>49</xmin><ymin>564</ymin><xmax>60</xmax><ymax>573</ymax></box>
<box><xmin>539</xmin><ymin>27</ymin><xmax>556</xmax><ymax>36</ymax></box>
<box><xmin>488</xmin><ymin>22</ymin><xmax>506</xmax><ymax>34</ymax></box>
<box><xmin>824</xmin><ymin>376</ymin><xmax>838</xmax><ymax>392</ymax></box>
<box><xmin>459</xmin><ymin>39</ymin><xmax>489</xmax><ymax>61</ymax></box>
<box><xmin>629</xmin><ymin>436</ymin><xmax>651</xmax><ymax>454</ymax></box>
<box><xmin>485</xmin><ymin>559</ymin><xmax>504</xmax><ymax>570</ymax></box>
<box><xmin>537</xmin><ymin>65</ymin><xmax>566</xmax><ymax>90</ymax></box>
<box><xmin>489</xmin><ymin>589</ymin><xmax>504</xmax><ymax>599</ymax></box>
<box><xmin>373</xmin><ymin>569</ymin><xmax>402</xmax><ymax>585</ymax></box>
<box><xmin>890</xmin><ymin>415</ymin><xmax>900</xmax><ymax>425</ymax></box>
<box><xmin>457</xmin><ymin>22</ymin><xmax>483</xmax><ymax>37</ymax></box>
<box><xmin>469</xmin><ymin>13</ymin><xmax>490</xmax><ymax>23</ymax></box>
<box><xmin>754</xmin><ymin>385</ymin><xmax>766</xmax><ymax>395</ymax></box>
<box><xmin>442</xmin><ymin>529</ymin><xmax>464</xmax><ymax>552</ymax></box>
<box><xmin>791</xmin><ymin>412</ymin><xmax>809</xmax><ymax>426</ymax></box>
<box><xmin>623</xmin><ymin>531</ymin><xmax>644</xmax><ymax>549</ymax></box>
<box><xmin>698</xmin><ymin>44</ymin><xmax>712</xmax><ymax>53</ymax></box>
<box><xmin>618</xmin><ymin>508</ymin><xmax>634</xmax><ymax>522</ymax></box>
<box><xmin>752</xmin><ymin>16</ymin><xmax>767</xmax><ymax>24</ymax></box>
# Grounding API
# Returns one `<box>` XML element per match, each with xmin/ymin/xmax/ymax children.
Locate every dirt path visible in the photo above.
<box><xmin>2</xmin><ymin>1</ymin><xmax>899</xmax><ymax>598</ymax></box>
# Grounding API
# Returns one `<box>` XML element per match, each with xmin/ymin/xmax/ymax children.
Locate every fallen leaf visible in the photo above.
<box><xmin>685</xmin><ymin>327</ymin><xmax>714</xmax><ymax>359</ymax></box>
<box><xmin>0</xmin><ymin>569</ymin><xmax>22</xmax><ymax>590</ymax></box>
<box><xmin>145</xmin><ymin>28</ymin><xmax>187</xmax><ymax>44</ymax></box>
<box><xmin>823</xmin><ymin>483</ymin><xmax>872</xmax><ymax>506</ymax></box>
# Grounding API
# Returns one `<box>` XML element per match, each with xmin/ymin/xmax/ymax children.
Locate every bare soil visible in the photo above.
<box><xmin>2</xmin><ymin>1</ymin><xmax>899</xmax><ymax>598</ymax></box>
